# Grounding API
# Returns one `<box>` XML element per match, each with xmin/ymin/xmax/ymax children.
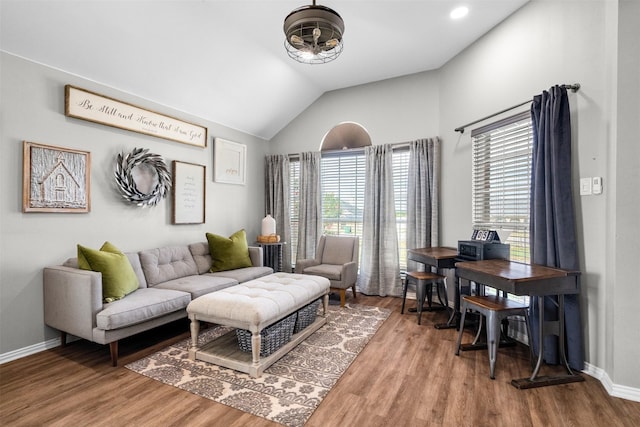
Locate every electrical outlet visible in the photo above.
<box><xmin>593</xmin><ymin>177</ymin><xmax>603</xmax><ymax>194</ymax></box>
<box><xmin>580</xmin><ymin>178</ymin><xmax>592</xmax><ymax>195</ymax></box>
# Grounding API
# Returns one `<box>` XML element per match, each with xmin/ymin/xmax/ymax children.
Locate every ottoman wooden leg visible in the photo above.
<box><xmin>251</xmin><ymin>331</ymin><xmax>261</xmax><ymax>364</ymax></box>
<box><xmin>322</xmin><ymin>293</ymin><xmax>329</xmax><ymax>316</ymax></box>
<box><xmin>189</xmin><ymin>317</ymin><xmax>200</xmax><ymax>360</ymax></box>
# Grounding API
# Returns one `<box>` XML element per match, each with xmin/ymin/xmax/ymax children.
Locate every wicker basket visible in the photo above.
<box><xmin>293</xmin><ymin>298</ymin><xmax>321</xmax><ymax>334</ymax></box>
<box><xmin>236</xmin><ymin>312</ymin><xmax>297</xmax><ymax>357</ymax></box>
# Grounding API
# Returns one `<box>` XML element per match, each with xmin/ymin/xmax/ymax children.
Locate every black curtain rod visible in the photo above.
<box><xmin>454</xmin><ymin>83</ymin><xmax>581</xmax><ymax>134</ymax></box>
<box><xmin>286</xmin><ymin>139</ymin><xmax>418</xmax><ymax>159</ymax></box>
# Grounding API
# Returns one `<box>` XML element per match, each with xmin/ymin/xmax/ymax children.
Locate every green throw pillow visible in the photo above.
<box><xmin>206</xmin><ymin>229</ymin><xmax>253</xmax><ymax>272</ymax></box>
<box><xmin>77</xmin><ymin>241</ymin><xmax>139</xmax><ymax>303</ymax></box>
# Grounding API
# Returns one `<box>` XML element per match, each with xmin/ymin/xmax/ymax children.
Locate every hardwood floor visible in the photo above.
<box><xmin>1</xmin><ymin>295</ymin><xmax>639</xmax><ymax>426</ymax></box>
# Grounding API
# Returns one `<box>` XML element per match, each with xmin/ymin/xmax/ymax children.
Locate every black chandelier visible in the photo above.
<box><xmin>283</xmin><ymin>1</ymin><xmax>345</xmax><ymax>64</ymax></box>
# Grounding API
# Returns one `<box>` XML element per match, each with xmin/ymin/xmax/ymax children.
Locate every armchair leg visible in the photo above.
<box><xmin>339</xmin><ymin>289</ymin><xmax>346</xmax><ymax>307</ymax></box>
<box><xmin>351</xmin><ymin>284</ymin><xmax>357</xmax><ymax>301</ymax></box>
<box><xmin>109</xmin><ymin>341</ymin><xmax>118</xmax><ymax>367</ymax></box>
<box><xmin>60</xmin><ymin>331</ymin><xmax>67</xmax><ymax>347</ymax></box>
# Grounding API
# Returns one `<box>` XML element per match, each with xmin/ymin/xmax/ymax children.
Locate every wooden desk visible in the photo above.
<box><xmin>407</xmin><ymin>247</ymin><xmax>458</xmax><ymax>317</ymax></box>
<box><xmin>408</xmin><ymin>247</ymin><xmax>458</xmax><ymax>270</ymax></box>
<box><xmin>455</xmin><ymin>259</ymin><xmax>584</xmax><ymax>389</ymax></box>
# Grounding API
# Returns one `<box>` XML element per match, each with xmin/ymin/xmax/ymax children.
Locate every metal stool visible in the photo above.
<box><xmin>401</xmin><ymin>271</ymin><xmax>447</xmax><ymax>325</ymax></box>
<box><xmin>455</xmin><ymin>295</ymin><xmax>531</xmax><ymax>379</ymax></box>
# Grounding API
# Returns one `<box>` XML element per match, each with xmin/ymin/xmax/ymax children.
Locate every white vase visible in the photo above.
<box><xmin>261</xmin><ymin>214</ymin><xmax>276</xmax><ymax>235</ymax></box>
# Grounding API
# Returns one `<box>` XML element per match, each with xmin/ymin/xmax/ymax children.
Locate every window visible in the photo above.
<box><xmin>289</xmin><ymin>160</ymin><xmax>300</xmax><ymax>265</ymax></box>
<box><xmin>472</xmin><ymin>112</ymin><xmax>533</xmax><ymax>305</ymax></box>
<box><xmin>393</xmin><ymin>149</ymin><xmax>410</xmax><ymax>271</ymax></box>
<box><xmin>320</xmin><ymin>152</ymin><xmax>366</xmax><ymax>237</ymax></box>
<box><xmin>471</xmin><ymin>111</ymin><xmax>532</xmax><ymax>264</ymax></box>
<box><xmin>288</xmin><ymin>148</ymin><xmax>410</xmax><ymax>270</ymax></box>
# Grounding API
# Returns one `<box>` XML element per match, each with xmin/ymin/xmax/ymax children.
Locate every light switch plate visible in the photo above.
<box><xmin>580</xmin><ymin>177</ymin><xmax>592</xmax><ymax>195</ymax></box>
<box><xmin>592</xmin><ymin>177</ymin><xmax>602</xmax><ymax>194</ymax></box>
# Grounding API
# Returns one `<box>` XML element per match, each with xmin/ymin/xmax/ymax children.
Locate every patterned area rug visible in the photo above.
<box><xmin>126</xmin><ymin>303</ymin><xmax>391</xmax><ymax>427</ymax></box>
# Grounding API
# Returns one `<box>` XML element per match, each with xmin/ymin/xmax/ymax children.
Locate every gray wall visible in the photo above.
<box><xmin>269</xmin><ymin>70</ymin><xmax>441</xmax><ymax>154</ymax></box>
<box><xmin>270</xmin><ymin>1</ymin><xmax>639</xmax><ymax>395</ymax></box>
<box><xmin>612</xmin><ymin>0</ymin><xmax>640</xmax><ymax>394</ymax></box>
<box><xmin>0</xmin><ymin>52</ymin><xmax>268</xmax><ymax>356</ymax></box>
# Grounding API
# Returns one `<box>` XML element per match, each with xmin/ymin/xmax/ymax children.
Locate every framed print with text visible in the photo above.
<box><xmin>65</xmin><ymin>85</ymin><xmax>207</xmax><ymax>148</ymax></box>
<box><xmin>172</xmin><ymin>161</ymin><xmax>206</xmax><ymax>224</ymax></box>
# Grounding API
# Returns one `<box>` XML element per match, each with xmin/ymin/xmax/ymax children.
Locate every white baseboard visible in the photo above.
<box><xmin>0</xmin><ymin>337</ymin><xmax>61</xmax><ymax>364</ymax></box>
<box><xmin>583</xmin><ymin>362</ymin><xmax>640</xmax><ymax>402</ymax></box>
<box><xmin>2</xmin><ymin>339</ymin><xmax>639</xmax><ymax>403</ymax></box>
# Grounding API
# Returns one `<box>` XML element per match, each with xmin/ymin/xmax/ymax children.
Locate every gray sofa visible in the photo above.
<box><xmin>43</xmin><ymin>242</ymin><xmax>273</xmax><ymax>366</ymax></box>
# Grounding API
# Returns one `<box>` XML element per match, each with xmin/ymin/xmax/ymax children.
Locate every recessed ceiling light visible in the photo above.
<box><xmin>450</xmin><ymin>6</ymin><xmax>469</xmax><ymax>20</ymax></box>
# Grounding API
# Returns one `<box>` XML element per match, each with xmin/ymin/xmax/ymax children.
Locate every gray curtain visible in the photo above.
<box><xmin>406</xmin><ymin>137</ymin><xmax>441</xmax><ymax>272</ymax></box>
<box><xmin>529</xmin><ymin>85</ymin><xmax>584</xmax><ymax>370</ymax></box>
<box><xmin>264</xmin><ymin>154</ymin><xmax>292</xmax><ymax>272</ymax></box>
<box><xmin>296</xmin><ymin>151</ymin><xmax>322</xmax><ymax>261</ymax></box>
<box><xmin>358</xmin><ymin>144</ymin><xmax>401</xmax><ymax>296</ymax></box>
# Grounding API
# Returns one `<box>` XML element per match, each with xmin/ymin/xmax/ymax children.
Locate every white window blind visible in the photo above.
<box><xmin>289</xmin><ymin>160</ymin><xmax>300</xmax><ymax>265</ymax></box>
<box><xmin>320</xmin><ymin>152</ymin><xmax>366</xmax><ymax>237</ymax></box>
<box><xmin>393</xmin><ymin>149</ymin><xmax>409</xmax><ymax>271</ymax></box>
<box><xmin>471</xmin><ymin>111</ymin><xmax>532</xmax><ymax>264</ymax></box>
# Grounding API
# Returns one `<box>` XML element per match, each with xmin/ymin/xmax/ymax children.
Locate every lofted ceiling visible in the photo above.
<box><xmin>1</xmin><ymin>0</ymin><xmax>529</xmax><ymax>140</ymax></box>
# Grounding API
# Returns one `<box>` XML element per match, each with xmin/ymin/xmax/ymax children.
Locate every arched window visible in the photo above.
<box><xmin>320</xmin><ymin>122</ymin><xmax>371</xmax><ymax>151</ymax></box>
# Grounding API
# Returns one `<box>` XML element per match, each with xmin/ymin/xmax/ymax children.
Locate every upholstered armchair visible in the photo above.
<box><xmin>295</xmin><ymin>235</ymin><xmax>359</xmax><ymax>307</ymax></box>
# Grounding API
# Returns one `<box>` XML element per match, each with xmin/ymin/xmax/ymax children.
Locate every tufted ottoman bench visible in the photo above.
<box><xmin>187</xmin><ymin>272</ymin><xmax>330</xmax><ymax>377</ymax></box>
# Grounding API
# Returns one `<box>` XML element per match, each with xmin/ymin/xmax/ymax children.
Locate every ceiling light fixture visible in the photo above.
<box><xmin>450</xmin><ymin>6</ymin><xmax>469</xmax><ymax>20</ymax></box>
<box><xmin>283</xmin><ymin>0</ymin><xmax>345</xmax><ymax>64</ymax></box>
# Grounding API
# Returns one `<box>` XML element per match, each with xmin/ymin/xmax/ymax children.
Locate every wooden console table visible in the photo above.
<box><xmin>455</xmin><ymin>259</ymin><xmax>584</xmax><ymax>389</ymax></box>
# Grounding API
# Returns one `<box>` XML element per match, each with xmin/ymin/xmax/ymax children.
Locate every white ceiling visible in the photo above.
<box><xmin>1</xmin><ymin>0</ymin><xmax>529</xmax><ymax>140</ymax></box>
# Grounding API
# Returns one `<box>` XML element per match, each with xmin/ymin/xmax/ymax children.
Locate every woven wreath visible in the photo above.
<box><xmin>114</xmin><ymin>147</ymin><xmax>171</xmax><ymax>207</ymax></box>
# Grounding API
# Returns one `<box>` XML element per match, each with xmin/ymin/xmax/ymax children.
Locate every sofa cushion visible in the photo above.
<box><xmin>206</xmin><ymin>229</ymin><xmax>253</xmax><ymax>272</ymax></box>
<box><xmin>96</xmin><ymin>288</ymin><xmax>190</xmax><ymax>330</ymax></box>
<box><xmin>206</xmin><ymin>266</ymin><xmax>273</xmax><ymax>283</ymax></box>
<box><xmin>189</xmin><ymin>242</ymin><xmax>264</xmax><ymax>275</ymax></box>
<box><xmin>77</xmin><ymin>242</ymin><xmax>139</xmax><ymax>303</ymax></box>
<box><xmin>139</xmin><ymin>246</ymin><xmax>198</xmax><ymax>286</ymax></box>
<box><xmin>64</xmin><ymin>252</ymin><xmax>147</xmax><ymax>288</ymax></box>
<box><xmin>189</xmin><ymin>242</ymin><xmax>214</xmax><ymax>275</ymax></box>
<box><xmin>126</xmin><ymin>252</ymin><xmax>148</xmax><ymax>289</ymax></box>
<box><xmin>154</xmin><ymin>274</ymin><xmax>238</xmax><ymax>299</ymax></box>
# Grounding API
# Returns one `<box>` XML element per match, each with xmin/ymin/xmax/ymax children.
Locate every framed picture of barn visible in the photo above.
<box><xmin>22</xmin><ymin>141</ymin><xmax>91</xmax><ymax>213</ymax></box>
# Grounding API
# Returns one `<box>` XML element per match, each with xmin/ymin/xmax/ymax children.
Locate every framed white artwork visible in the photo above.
<box><xmin>22</xmin><ymin>141</ymin><xmax>91</xmax><ymax>213</ymax></box>
<box><xmin>214</xmin><ymin>138</ymin><xmax>246</xmax><ymax>185</ymax></box>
